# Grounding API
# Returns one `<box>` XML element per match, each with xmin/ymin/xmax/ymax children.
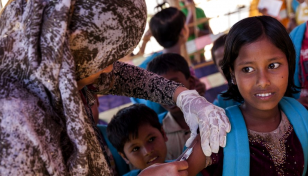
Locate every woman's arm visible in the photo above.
<box><xmin>93</xmin><ymin>61</ymin><xmax>230</xmax><ymax>159</ymax></box>
<box><xmin>94</xmin><ymin>61</ymin><xmax>185</xmax><ymax>105</ymax></box>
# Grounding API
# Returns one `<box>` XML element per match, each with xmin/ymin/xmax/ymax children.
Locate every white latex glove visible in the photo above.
<box><xmin>176</xmin><ymin>90</ymin><xmax>231</xmax><ymax>156</ymax></box>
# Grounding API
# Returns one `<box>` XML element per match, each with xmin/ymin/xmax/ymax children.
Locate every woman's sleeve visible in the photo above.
<box><xmin>93</xmin><ymin>61</ymin><xmax>184</xmax><ymax>105</ymax></box>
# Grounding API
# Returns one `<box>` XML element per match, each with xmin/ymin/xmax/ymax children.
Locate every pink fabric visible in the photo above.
<box><xmin>195</xmin><ymin>35</ymin><xmax>212</xmax><ymax>50</ymax></box>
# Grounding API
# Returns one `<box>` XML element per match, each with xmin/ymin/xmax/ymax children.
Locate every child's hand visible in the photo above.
<box><xmin>139</xmin><ymin>161</ymin><xmax>188</xmax><ymax>176</ymax></box>
<box><xmin>258</xmin><ymin>8</ymin><xmax>269</xmax><ymax>16</ymax></box>
<box><xmin>184</xmin><ymin>0</ymin><xmax>195</xmax><ymax>11</ymax></box>
<box><xmin>194</xmin><ymin>76</ymin><xmax>206</xmax><ymax>96</ymax></box>
<box><xmin>176</xmin><ymin>90</ymin><xmax>231</xmax><ymax>156</ymax></box>
<box><xmin>143</xmin><ymin>29</ymin><xmax>152</xmax><ymax>41</ymax></box>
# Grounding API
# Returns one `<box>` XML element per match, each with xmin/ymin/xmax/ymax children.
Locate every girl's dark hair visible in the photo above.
<box><xmin>221</xmin><ymin>16</ymin><xmax>300</xmax><ymax>102</ymax></box>
<box><xmin>147</xmin><ymin>53</ymin><xmax>191</xmax><ymax>79</ymax></box>
<box><xmin>107</xmin><ymin>104</ymin><xmax>162</xmax><ymax>154</ymax></box>
<box><xmin>150</xmin><ymin>7</ymin><xmax>186</xmax><ymax>48</ymax></box>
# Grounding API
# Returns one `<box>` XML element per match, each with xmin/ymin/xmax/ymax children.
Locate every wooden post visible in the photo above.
<box><xmin>192</xmin><ymin>5</ymin><xmax>201</xmax><ymax>64</ymax></box>
<box><xmin>181</xmin><ymin>41</ymin><xmax>192</xmax><ymax>67</ymax></box>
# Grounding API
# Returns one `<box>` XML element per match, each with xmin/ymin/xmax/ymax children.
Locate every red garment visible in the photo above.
<box><xmin>201</xmin><ymin>122</ymin><xmax>304</xmax><ymax>175</ymax></box>
<box><xmin>298</xmin><ymin>22</ymin><xmax>308</xmax><ymax>108</ymax></box>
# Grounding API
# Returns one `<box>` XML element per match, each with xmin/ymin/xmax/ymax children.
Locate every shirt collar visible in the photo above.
<box><xmin>162</xmin><ymin>112</ymin><xmax>189</xmax><ymax>133</ymax></box>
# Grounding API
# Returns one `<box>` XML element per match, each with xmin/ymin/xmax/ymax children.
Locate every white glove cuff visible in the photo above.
<box><xmin>176</xmin><ymin>89</ymin><xmax>199</xmax><ymax>109</ymax></box>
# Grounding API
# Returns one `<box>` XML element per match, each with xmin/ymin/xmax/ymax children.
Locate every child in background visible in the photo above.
<box><xmin>211</xmin><ymin>34</ymin><xmax>242</xmax><ymax>109</ymax></box>
<box><xmin>184</xmin><ymin>16</ymin><xmax>308</xmax><ymax>176</ymax></box>
<box><xmin>180</xmin><ymin>0</ymin><xmax>212</xmax><ymax>63</ymax></box>
<box><xmin>211</xmin><ymin>34</ymin><xmax>227</xmax><ymax>76</ymax></box>
<box><xmin>290</xmin><ymin>0</ymin><xmax>308</xmax><ymax>109</ymax></box>
<box><xmin>131</xmin><ymin>7</ymin><xmax>205</xmax><ymax>115</ymax></box>
<box><xmin>257</xmin><ymin>0</ymin><xmax>291</xmax><ymax>30</ymax></box>
<box><xmin>180</xmin><ymin>0</ymin><xmax>212</xmax><ymax>41</ymax></box>
<box><xmin>139</xmin><ymin>7</ymin><xmax>188</xmax><ymax>71</ymax></box>
<box><xmin>146</xmin><ymin>53</ymin><xmax>195</xmax><ymax>160</ymax></box>
<box><xmin>107</xmin><ymin>104</ymin><xmax>168</xmax><ymax>176</ymax></box>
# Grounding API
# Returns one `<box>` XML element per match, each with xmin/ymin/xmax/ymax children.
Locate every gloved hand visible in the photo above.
<box><xmin>176</xmin><ymin>90</ymin><xmax>231</xmax><ymax>156</ymax></box>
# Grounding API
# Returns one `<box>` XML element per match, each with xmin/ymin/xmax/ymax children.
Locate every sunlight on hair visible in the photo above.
<box><xmin>204</xmin><ymin>44</ymin><xmax>213</xmax><ymax>61</ymax></box>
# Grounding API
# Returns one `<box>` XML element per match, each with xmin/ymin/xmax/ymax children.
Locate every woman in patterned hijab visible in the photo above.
<box><xmin>0</xmin><ymin>0</ymin><xmax>230</xmax><ymax>175</ymax></box>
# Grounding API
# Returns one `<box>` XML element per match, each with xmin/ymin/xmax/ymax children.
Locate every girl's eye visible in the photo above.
<box><xmin>242</xmin><ymin>67</ymin><xmax>254</xmax><ymax>73</ymax></box>
<box><xmin>132</xmin><ymin>147</ymin><xmax>140</xmax><ymax>152</ymax></box>
<box><xmin>148</xmin><ymin>137</ymin><xmax>156</xmax><ymax>142</ymax></box>
<box><xmin>268</xmin><ymin>63</ymin><xmax>280</xmax><ymax>69</ymax></box>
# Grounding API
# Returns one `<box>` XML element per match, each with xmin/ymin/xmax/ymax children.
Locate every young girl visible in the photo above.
<box><xmin>185</xmin><ymin>16</ymin><xmax>308</xmax><ymax>176</ymax></box>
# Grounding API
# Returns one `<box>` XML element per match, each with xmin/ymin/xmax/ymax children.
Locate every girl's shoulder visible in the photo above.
<box><xmin>223</xmin><ymin>98</ymin><xmax>308</xmax><ymax>176</ymax></box>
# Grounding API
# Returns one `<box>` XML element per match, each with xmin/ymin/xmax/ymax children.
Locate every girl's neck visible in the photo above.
<box><xmin>240</xmin><ymin>104</ymin><xmax>281</xmax><ymax>133</ymax></box>
<box><xmin>163</xmin><ymin>41</ymin><xmax>183</xmax><ymax>54</ymax></box>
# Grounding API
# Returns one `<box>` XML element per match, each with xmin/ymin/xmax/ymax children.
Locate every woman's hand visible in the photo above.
<box><xmin>174</xmin><ymin>88</ymin><xmax>231</xmax><ymax>156</ymax></box>
<box><xmin>139</xmin><ymin>161</ymin><xmax>188</xmax><ymax>176</ymax></box>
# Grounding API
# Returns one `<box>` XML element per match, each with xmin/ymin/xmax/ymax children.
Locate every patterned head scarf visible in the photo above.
<box><xmin>0</xmin><ymin>0</ymin><xmax>146</xmax><ymax>175</ymax></box>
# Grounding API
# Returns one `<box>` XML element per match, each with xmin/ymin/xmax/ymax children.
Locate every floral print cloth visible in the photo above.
<box><xmin>0</xmin><ymin>0</ymin><xmax>182</xmax><ymax>175</ymax></box>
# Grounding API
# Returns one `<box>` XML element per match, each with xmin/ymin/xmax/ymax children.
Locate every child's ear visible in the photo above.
<box><xmin>188</xmin><ymin>76</ymin><xmax>196</xmax><ymax>90</ymax></box>
<box><xmin>229</xmin><ymin>69</ymin><xmax>237</xmax><ymax>85</ymax></box>
<box><xmin>160</xmin><ymin>127</ymin><xmax>168</xmax><ymax>142</ymax></box>
<box><xmin>180</xmin><ymin>24</ymin><xmax>189</xmax><ymax>40</ymax></box>
<box><xmin>119</xmin><ymin>152</ymin><xmax>130</xmax><ymax>164</ymax></box>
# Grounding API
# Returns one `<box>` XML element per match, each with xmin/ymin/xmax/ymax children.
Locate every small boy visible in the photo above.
<box><xmin>107</xmin><ymin>104</ymin><xmax>168</xmax><ymax>176</ymax></box>
<box><xmin>146</xmin><ymin>53</ymin><xmax>195</xmax><ymax>160</ymax></box>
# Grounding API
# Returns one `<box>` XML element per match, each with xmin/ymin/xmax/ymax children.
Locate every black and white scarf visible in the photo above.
<box><xmin>0</xmin><ymin>0</ymin><xmax>146</xmax><ymax>175</ymax></box>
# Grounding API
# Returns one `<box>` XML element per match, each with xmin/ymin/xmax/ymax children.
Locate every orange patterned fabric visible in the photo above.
<box><xmin>250</xmin><ymin>0</ymin><xmax>289</xmax><ymax>28</ymax></box>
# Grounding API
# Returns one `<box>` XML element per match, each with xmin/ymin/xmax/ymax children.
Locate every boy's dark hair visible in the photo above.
<box><xmin>221</xmin><ymin>16</ymin><xmax>300</xmax><ymax>102</ymax></box>
<box><xmin>211</xmin><ymin>34</ymin><xmax>227</xmax><ymax>66</ymax></box>
<box><xmin>147</xmin><ymin>53</ymin><xmax>191</xmax><ymax>79</ymax></box>
<box><xmin>107</xmin><ymin>104</ymin><xmax>162</xmax><ymax>154</ymax></box>
<box><xmin>150</xmin><ymin>7</ymin><xmax>186</xmax><ymax>48</ymax></box>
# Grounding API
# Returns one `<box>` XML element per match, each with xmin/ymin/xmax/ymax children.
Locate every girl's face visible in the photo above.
<box><xmin>232</xmin><ymin>37</ymin><xmax>289</xmax><ymax>112</ymax></box>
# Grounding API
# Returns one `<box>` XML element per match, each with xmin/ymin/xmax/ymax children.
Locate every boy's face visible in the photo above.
<box><xmin>160</xmin><ymin>70</ymin><xmax>194</xmax><ymax>115</ymax></box>
<box><xmin>233</xmin><ymin>37</ymin><xmax>288</xmax><ymax>112</ymax></box>
<box><xmin>214</xmin><ymin>46</ymin><xmax>225</xmax><ymax>76</ymax></box>
<box><xmin>121</xmin><ymin>123</ymin><xmax>167</xmax><ymax>170</ymax></box>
